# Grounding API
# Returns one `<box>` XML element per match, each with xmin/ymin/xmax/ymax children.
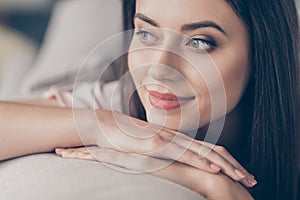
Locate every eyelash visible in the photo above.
<box><xmin>185</xmin><ymin>38</ymin><xmax>217</xmax><ymax>52</ymax></box>
<box><xmin>135</xmin><ymin>30</ymin><xmax>159</xmax><ymax>45</ymax></box>
<box><xmin>135</xmin><ymin>29</ymin><xmax>217</xmax><ymax>52</ymax></box>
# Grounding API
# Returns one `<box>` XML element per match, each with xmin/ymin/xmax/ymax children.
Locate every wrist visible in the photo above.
<box><xmin>72</xmin><ymin>109</ymin><xmax>100</xmax><ymax>146</ymax></box>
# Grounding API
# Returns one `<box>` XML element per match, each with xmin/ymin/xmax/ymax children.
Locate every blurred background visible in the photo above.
<box><xmin>0</xmin><ymin>0</ymin><xmax>56</xmax><ymax>93</ymax></box>
<box><xmin>0</xmin><ymin>0</ymin><xmax>56</xmax><ymax>44</ymax></box>
<box><xmin>0</xmin><ymin>0</ymin><xmax>299</xmax><ymax>100</ymax></box>
<box><xmin>0</xmin><ymin>0</ymin><xmax>122</xmax><ymax>99</ymax></box>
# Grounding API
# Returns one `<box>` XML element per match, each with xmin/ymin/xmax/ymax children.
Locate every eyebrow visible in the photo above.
<box><xmin>134</xmin><ymin>13</ymin><xmax>160</xmax><ymax>27</ymax></box>
<box><xmin>181</xmin><ymin>21</ymin><xmax>228</xmax><ymax>36</ymax></box>
<box><xmin>134</xmin><ymin>13</ymin><xmax>228</xmax><ymax>36</ymax></box>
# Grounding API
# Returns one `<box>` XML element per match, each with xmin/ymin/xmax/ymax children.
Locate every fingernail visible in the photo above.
<box><xmin>55</xmin><ymin>149</ymin><xmax>62</xmax><ymax>153</ymax></box>
<box><xmin>79</xmin><ymin>152</ymin><xmax>89</xmax><ymax>156</ymax></box>
<box><xmin>247</xmin><ymin>176</ymin><xmax>257</xmax><ymax>186</ymax></box>
<box><xmin>210</xmin><ymin>163</ymin><xmax>221</xmax><ymax>172</ymax></box>
<box><xmin>62</xmin><ymin>150</ymin><xmax>72</xmax><ymax>155</ymax></box>
<box><xmin>234</xmin><ymin>169</ymin><xmax>246</xmax><ymax>179</ymax></box>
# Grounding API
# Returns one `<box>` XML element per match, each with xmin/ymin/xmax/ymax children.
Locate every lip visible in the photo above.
<box><xmin>148</xmin><ymin>90</ymin><xmax>194</xmax><ymax>110</ymax></box>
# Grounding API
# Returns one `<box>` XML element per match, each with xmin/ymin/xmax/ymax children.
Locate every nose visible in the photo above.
<box><xmin>147</xmin><ymin>50</ymin><xmax>182</xmax><ymax>81</ymax></box>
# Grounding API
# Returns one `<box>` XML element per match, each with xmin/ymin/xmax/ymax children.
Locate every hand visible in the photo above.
<box><xmin>67</xmin><ymin>109</ymin><xmax>256</xmax><ymax>187</ymax></box>
<box><xmin>91</xmin><ymin>110</ymin><xmax>256</xmax><ymax>187</ymax></box>
<box><xmin>55</xmin><ymin>146</ymin><xmax>254</xmax><ymax>200</ymax></box>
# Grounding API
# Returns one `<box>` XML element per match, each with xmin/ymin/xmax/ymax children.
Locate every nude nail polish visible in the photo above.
<box><xmin>247</xmin><ymin>177</ymin><xmax>257</xmax><ymax>186</ymax></box>
<box><xmin>55</xmin><ymin>149</ymin><xmax>61</xmax><ymax>153</ymax></box>
<box><xmin>62</xmin><ymin>150</ymin><xmax>72</xmax><ymax>155</ymax></box>
<box><xmin>79</xmin><ymin>152</ymin><xmax>89</xmax><ymax>156</ymax></box>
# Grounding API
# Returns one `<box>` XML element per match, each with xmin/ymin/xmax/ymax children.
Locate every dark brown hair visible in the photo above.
<box><xmin>121</xmin><ymin>0</ymin><xmax>299</xmax><ymax>199</ymax></box>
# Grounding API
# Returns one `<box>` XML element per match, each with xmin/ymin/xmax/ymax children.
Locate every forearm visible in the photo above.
<box><xmin>0</xmin><ymin>101</ymin><xmax>96</xmax><ymax>161</ymax></box>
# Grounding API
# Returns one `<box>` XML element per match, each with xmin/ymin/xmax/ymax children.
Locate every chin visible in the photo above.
<box><xmin>146</xmin><ymin>110</ymin><xmax>200</xmax><ymax>136</ymax></box>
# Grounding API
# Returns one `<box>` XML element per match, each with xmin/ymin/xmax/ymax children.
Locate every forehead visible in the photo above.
<box><xmin>136</xmin><ymin>0</ymin><xmax>242</xmax><ymax>34</ymax></box>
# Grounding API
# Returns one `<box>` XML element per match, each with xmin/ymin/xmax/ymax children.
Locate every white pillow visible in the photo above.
<box><xmin>21</xmin><ymin>0</ymin><xmax>123</xmax><ymax>97</ymax></box>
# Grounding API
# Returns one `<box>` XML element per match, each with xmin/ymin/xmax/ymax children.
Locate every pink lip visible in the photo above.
<box><xmin>148</xmin><ymin>90</ymin><xmax>194</xmax><ymax>110</ymax></box>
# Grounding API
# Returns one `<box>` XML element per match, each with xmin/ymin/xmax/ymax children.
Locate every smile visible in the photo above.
<box><xmin>148</xmin><ymin>90</ymin><xmax>195</xmax><ymax>111</ymax></box>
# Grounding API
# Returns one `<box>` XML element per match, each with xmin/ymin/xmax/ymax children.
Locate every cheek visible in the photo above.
<box><xmin>127</xmin><ymin>51</ymin><xmax>149</xmax><ymax>103</ymax></box>
<box><xmin>217</xmin><ymin>56</ymin><xmax>250</xmax><ymax>111</ymax></box>
<box><xmin>186</xmin><ymin>50</ymin><xmax>250</xmax><ymax>124</ymax></box>
<box><xmin>128</xmin><ymin>51</ymin><xmax>144</xmax><ymax>85</ymax></box>
<box><xmin>185</xmin><ymin>72</ymin><xmax>213</xmax><ymax>126</ymax></box>
<box><xmin>128</xmin><ymin>49</ymin><xmax>152</xmax><ymax>75</ymax></box>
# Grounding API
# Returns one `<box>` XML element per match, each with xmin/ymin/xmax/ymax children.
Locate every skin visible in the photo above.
<box><xmin>0</xmin><ymin>101</ymin><xmax>256</xmax><ymax>187</ymax></box>
<box><xmin>0</xmin><ymin>0</ymin><xmax>256</xmax><ymax>199</ymax></box>
<box><xmin>128</xmin><ymin>0</ymin><xmax>250</xmax><ymax>132</ymax></box>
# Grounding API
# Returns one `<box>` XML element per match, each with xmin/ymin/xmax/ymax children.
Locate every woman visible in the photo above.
<box><xmin>55</xmin><ymin>0</ymin><xmax>299</xmax><ymax>199</ymax></box>
<box><xmin>0</xmin><ymin>0</ymin><xmax>298</xmax><ymax>199</ymax></box>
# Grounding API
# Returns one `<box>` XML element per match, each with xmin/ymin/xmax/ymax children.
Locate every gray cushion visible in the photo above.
<box><xmin>0</xmin><ymin>153</ymin><xmax>205</xmax><ymax>200</ymax></box>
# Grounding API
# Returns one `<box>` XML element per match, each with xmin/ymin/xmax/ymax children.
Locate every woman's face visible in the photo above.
<box><xmin>128</xmin><ymin>0</ymin><xmax>250</xmax><ymax>132</ymax></box>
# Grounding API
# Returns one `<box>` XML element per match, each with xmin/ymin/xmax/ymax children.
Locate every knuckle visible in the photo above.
<box><xmin>216</xmin><ymin>145</ymin><xmax>227</xmax><ymax>153</ymax></box>
<box><xmin>148</xmin><ymin>135</ymin><xmax>165</xmax><ymax>150</ymax></box>
<box><xmin>180</xmin><ymin>151</ymin><xmax>194</xmax><ymax>163</ymax></box>
<box><xmin>222</xmin><ymin>163</ymin><xmax>236</xmax><ymax>175</ymax></box>
<box><xmin>139</xmin><ymin>156</ymin><xmax>153</xmax><ymax>171</ymax></box>
<box><xmin>198</xmin><ymin>146</ymin><xmax>211</xmax><ymax>158</ymax></box>
<box><xmin>158</xmin><ymin>130</ymin><xmax>174</xmax><ymax>141</ymax></box>
<box><xmin>198</xmin><ymin>157</ymin><xmax>210</xmax><ymax>166</ymax></box>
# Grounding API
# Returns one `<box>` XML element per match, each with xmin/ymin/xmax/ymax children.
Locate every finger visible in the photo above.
<box><xmin>55</xmin><ymin>148</ymin><xmax>78</xmax><ymax>156</ymax></box>
<box><xmin>100</xmin><ymin>123</ymin><xmax>256</xmax><ymax>187</ymax></box>
<box><xmin>61</xmin><ymin>151</ymin><xmax>97</xmax><ymax>161</ymax></box>
<box><xmin>155</xmin><ymin>132</ymin><xmax>233</xmax><ymax>174</ymax></box>
<box><xmin>187</xmin><ymin>143</ymin><xmax>256</xmax><ymax>187</ymax></box>
<box><xmin>61</xmin><ymin>147</ymin><xmax>224</xmax><ymax>198</ymax></box>
<box><xmin>211</xmin><ymin>145</ymin><xmax>250</xmax><ymax>175</ymax></box>
<box><xmin>60</xmin><ymin>147</ymin><xmax>98</xmax><ymax>161</ymax></box>
<box><xmin>56</xmin><ymin>146</ymin><xmax>97</xmax><ymax>157</ymax></box>
<box><xmin>55</xmin><ymin>148</ymin><xmax>63</xmax><ymax>156</ymax></box>
<box><xmin>139</xmin><ymin>132</ymin><xmax>223</xmax><ymax>174</ymax></box>
<box><xmin>101</xmin><ymin>125</ymin><xmax>218</xmax><ymax>174</ymax></box>
<box><xmin>177</xmin><ymin>150</ymin><xmax>222</xmax><ymax>173</ymax></box>
<box><xmin>211</xmin><ymin>145</ymin><xmax>257</xmax><ymax>186</ymax></box>
<box><xmin>159</xmin><ymin>130</ymin><xmax>246</xmax><ymax>173</ymax></box>
<box><xmin>194</xmin><ymin>140</ymin><xmax>254</xmax><ymax>177</ymax></box>
<box><xmin>197</xmin><ymin>145</ymin><xmax>246</xmax><ymax>180</ymax></box>
<box><xmin>88</xmin><ymin>148</ymin><xmax>170</xmax><ymax>172</ymax></box>
<box><xmin>157</xmin><ymin>131</ymin><xmax>256</xmax><ymax>187</ymax></box>
<box><xmin>195</xmin><ymin>141</ymin><xmax>247</xmax><ymax>171</ymax></box>
<box><xmin>176</xmin><ymin>141</ymin><xmax>255</xmax><ymax>187</ymax></box>
<box><xmin>153</xmin><ymin>139</ymin><xmax>243</xmax><ymax>182</ymax></box>
<box><xmin>55</xmin><ymin>148</ymin><xmax>79</xmax><ymax>156</ymax></box>
<box><xmin>149</xmin><ymin>139</ymin><xmax>222</xmax><ymax>174</ymax></box>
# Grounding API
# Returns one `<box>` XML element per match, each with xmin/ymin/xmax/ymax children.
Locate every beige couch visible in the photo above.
<box><xmin>0</xmin><ymin>153</ymin><xmax>204</xmax><ymax>200</ymax></box>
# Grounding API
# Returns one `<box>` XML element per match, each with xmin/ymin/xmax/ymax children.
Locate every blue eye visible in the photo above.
<box><xmin>186</xmin><ymin>38</ymin><xmax>216</xmax><ymax>51</ymax></box>
<box><xmin>135</xmin><ymin>30</ymin><xmax>159</xmax><ymax>45</ymax></box>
